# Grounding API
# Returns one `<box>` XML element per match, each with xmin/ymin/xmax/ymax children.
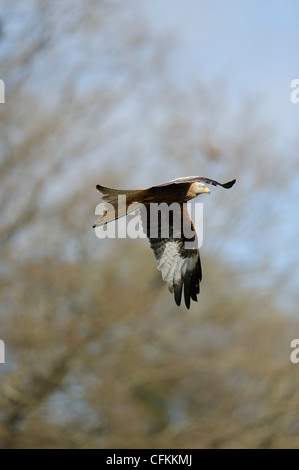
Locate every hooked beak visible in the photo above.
<box><xmin>203</xmin><ymin>186</ymin><xmax>210</xmax><ymax>194</ymax></box>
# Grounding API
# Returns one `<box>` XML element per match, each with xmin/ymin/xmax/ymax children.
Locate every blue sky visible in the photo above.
<box><xmin>141</xmin><ymin>1</ymin><xmax>299</xmax><ymax>311</ymax></box>
<box><xmin>143</xmin><ymin>0</ymin><xmax>299</xmax><ymax>143</ymax></box>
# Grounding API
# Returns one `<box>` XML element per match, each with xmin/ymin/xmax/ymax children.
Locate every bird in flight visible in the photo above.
<box><xmin>93</xmin><ymin>176</ymin><xmax>236</xmax><ymax>309</ymax></box>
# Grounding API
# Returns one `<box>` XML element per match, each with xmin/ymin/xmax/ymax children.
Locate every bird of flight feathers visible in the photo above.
<box><xmin>93</xmin><ymin>176</ymin><xmax>236</xmax><ymax>309</ymax></box>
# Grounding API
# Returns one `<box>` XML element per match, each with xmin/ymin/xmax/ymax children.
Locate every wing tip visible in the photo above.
<box><xmin>222</xmin><ymin>179</ymin><xmax>236</xmax><ymax>189</ymax></box>
<box><xmin>174</xmin><ymin>283</ymin><xmax>183</xmax><ymax>307</ymax></box>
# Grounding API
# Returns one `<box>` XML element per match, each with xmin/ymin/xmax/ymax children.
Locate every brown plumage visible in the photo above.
<box><xmin>93</xmin><ymin>176</ymin><xmax>236</xmax><ymax>309</ymax></box>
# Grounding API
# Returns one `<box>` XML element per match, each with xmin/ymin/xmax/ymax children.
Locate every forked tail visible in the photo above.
<box><xmin>93</xmin><ymin>185</ymin><xmax>145</xmax><ymax>227</ymax></box>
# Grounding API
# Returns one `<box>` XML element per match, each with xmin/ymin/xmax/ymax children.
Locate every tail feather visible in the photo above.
<box><xmin>93</xmin><ymin>185</ymin><xmax>145</xmax><ymax>227</ymax></box>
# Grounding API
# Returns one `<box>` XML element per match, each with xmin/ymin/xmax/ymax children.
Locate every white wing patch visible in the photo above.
<box><xmin>140</xmin><ymin>204</ymin><xmax>202</xmax><ymax>309</ymax></box>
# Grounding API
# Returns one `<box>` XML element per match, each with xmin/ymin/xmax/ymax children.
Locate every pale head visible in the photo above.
<box><xmin>193</xmin><ymin>182</ymin><xmax>210</xmax><ymax>195</ymax></box>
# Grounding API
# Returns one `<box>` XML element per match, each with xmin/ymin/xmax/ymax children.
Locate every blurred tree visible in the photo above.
<box><xmin>0</xmin><ymin>0</ymin><xmax>299</xmax><ymax>450</ymax></box>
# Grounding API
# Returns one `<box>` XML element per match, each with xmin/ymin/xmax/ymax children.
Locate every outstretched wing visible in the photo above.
<box><xmin>156</xmin><ymin>176</ymin><xmax>236</xmax><ymax>189</ymax></box>
<box><xmin>140</xmin><ymin>203</ymin><xmax>202</xmax><ymax>309</ymax></box>
<box><xmin>192</xmin><ymin>177</ymin><xmax>236</xmax><ymax>189</ymax></box>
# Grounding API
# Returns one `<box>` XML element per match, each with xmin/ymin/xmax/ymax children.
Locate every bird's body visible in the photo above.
<box><xmin>93</xmin><ymin>176</ymin><xmax>236</xmax><ymax>309</ymax></box>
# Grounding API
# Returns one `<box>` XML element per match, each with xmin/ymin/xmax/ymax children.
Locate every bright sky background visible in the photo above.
<box><xmin>143</xmin><ymin>0</ymin><xmax>299</xmax><ymax>143</ymax></box>
<box><xmin>141</xmin><ymin>0</ymin><xmax>299</xmax><ymax>311</ymax></box>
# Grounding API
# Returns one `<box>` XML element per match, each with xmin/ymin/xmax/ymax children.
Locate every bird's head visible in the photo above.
<box><xmin>194</xmin><ymin>182</ymin><xmax>210</xmax><ymax>195</ymax></box>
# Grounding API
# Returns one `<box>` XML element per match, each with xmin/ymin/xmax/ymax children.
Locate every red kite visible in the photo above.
<box><xmin>94</xmin><ymin>176</ymin><xmax>236</xmax><ymax>309</ymax></box>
